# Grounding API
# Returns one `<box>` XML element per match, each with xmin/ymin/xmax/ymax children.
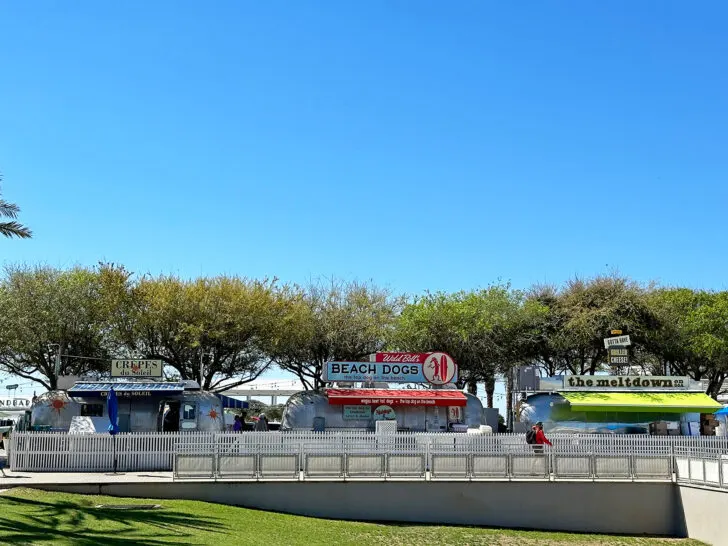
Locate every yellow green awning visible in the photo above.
<box><xmin>561</xmin><ymin>392</ymin><xmax>721</xmax><ymax>413</ymax></box>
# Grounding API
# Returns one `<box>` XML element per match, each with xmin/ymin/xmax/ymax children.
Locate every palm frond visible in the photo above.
<box><xmin>0</xmin><ymin>199</ymin><xmax>20</xmax><ymax>219</ymax></box>
<box><xmin>0</xmin><ymin>221</ymin><xmax>32</xmax><ymax>239</ymax></box>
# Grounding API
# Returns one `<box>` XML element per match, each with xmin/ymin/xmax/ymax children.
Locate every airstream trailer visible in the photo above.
<box><xmin>281</xmin><ymin>389</ymin><xmax>485</xmax><ymax>432</ymax></box>
<box><xmin>518</xmin><ymin>374</ymin><xmax>721</xmax><ymax>435</ymax></box>
<box><xmin>28</xmin><ymin>381</ymin><xmax>246</xmax><ymax>433</ymax></box>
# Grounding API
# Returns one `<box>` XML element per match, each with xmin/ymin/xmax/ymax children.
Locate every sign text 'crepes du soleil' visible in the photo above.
<box><xmin>111</xmin><ymin>359</ymin><xmax>163</xmax><ymax>378</ymax></box>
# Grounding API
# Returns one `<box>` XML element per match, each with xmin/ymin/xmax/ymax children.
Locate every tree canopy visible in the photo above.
<box><xmin>0</xmin><ymin>264</ymin><xmax>726</xmax><ymax>403</ymax></box>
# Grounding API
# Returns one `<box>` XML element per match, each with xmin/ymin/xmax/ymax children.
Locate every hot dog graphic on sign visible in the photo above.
<box><xmin>423</xmin><ymin>352</ymin><xmax>456</xmax><ymax>385</ymax></box>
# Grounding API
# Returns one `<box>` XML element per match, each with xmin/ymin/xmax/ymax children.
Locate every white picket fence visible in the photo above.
<box><xmin>9</xmin><ymin>431</ymin><xmax>728</xmax><ymax>487</ymax></box>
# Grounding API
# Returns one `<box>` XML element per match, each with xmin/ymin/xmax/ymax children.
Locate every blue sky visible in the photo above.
<box><xmin>1</xmin><ymin>3</ymin><xmax>727</xmax><ymax>405</ymax></box>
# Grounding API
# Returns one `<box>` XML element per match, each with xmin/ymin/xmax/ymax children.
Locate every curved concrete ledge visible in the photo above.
<box><xmin>38</xmin><ymin>481</ymin><xmax>686</xmax><ymax>537</ymax></box>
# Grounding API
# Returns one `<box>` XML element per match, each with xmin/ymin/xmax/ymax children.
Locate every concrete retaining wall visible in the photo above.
<box><xmin>40</xmin><ymin>481</ymin><xmax>686</xmax><ymax>537</ymax></box>
<box><xmin>678</xmin><ymin>485</ymin><xmax>728</xmax><ymax>546</ymax></box>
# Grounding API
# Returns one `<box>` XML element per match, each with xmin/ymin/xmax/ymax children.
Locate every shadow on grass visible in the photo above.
<box><xmin>0</xmin><ymin>493</ymin><xmax>226</xmax><ymax>545</ymax></box>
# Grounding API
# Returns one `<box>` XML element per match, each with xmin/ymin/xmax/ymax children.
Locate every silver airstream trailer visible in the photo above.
<box><xmin>27</xmin><ymin>380</ymin><xmax>243</xmax><ymax>433</ymax></box>
<box><xmin>518</xmin><ymin>392</ymin><xmax>689</xmax><ymax>434</ymax></box>
<box><xmin>281</xmin><ymin>389</ymin><xmax>485</xmax><ymax>432</ymax></box>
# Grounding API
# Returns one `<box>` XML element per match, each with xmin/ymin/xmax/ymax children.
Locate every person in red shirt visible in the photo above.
<box><xmin>533</xmin><ymin>422</ymin><xmax>552</xmax><ymax>453</ymax></box>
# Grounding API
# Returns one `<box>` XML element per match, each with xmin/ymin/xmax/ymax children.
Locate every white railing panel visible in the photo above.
<box><xmin>218</xmin><ymin>454</ymin><xmax>257</xmax><ymax>479</ymax></box>
<box><xmin>471</xmin><ymin>455</ymin><xmax>508</xmax><ymax>478</ymax></box>
<box><xmin>430</xmin><ymin>454</ymin><xmax>468</xmax><ymax>479</ymax></box>
<box><xmin>346</xmin><ymin>454</ymin><xmax>385</xmax><ymax>477</ymax></box>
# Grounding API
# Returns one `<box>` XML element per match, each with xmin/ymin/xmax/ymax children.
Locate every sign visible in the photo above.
<box><xmin>603</xmin><ymin>335</ymin><xmax>631</xmax><ymax>349</ymax></box>
<box><xmin>100</xmin><ymin>390</ymin><xmax>153</xmax><ymax>398</ymax></box>
<box><xmin>372</xmin><ymin>405</ymin><xmax>396</xmax><ymax>420</ymax></box>
<box><xmin>0</xmin><ymin>397</ymin><xmax>32</xmax><ymax>410</ymax></box>
<box><xmin>610</xmin><ymin>329</ymin><xmax>623</xmax><ymax>335</ymax></box>
<box><xmin>609</xmin><ymin>348</ymin><xmax>629</xmax><ymax>365</ymax></box>
<box><xmin>373</xmin><ymin>352</ymin><xmax>426</xmax><ymax>363</ymax></box>
<box><xmin>563</xmin><ymin>375</ymin><xmax>690</xmax><ymax>391</ymax></box>
<box><xmin>609</xmin><ymin>355</ymin><xmax>630</xmax><ymax>365</ymax></box>
<box><xmin>111</xmin><ymin>359</ymin><xmax>163</xmax><ymax>378</ymax></box>
<box><xmin>326</xmin><ymin>352</ymin><xmax>457</xmax><ymax>385</ymax></box>
<box><xmin>422</xmin><ymin>353</ymin><xmax>457</xmax><ymax>385</ymax></box>
<box><xmin>343</xmin><ymin>405</ymin><xmax>372</xmax><ymax>420</ymax></box>
<box><xmin>448</xmin><ymin>406</ymin><xmax>462</xmax><ymax>421</ymax></box>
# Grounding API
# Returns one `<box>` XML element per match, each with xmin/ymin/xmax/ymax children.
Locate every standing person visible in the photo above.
<box><xmin>534</xmin><ymin>421</ymin><xmax>554</xmax><ymax>453</ymax></box>
<box><xmin>254</xmin><ymin>413</ymin><xmax>269</xmax><ymax>432</ymax></box>
<box><xmin>233</xmin><ymin>414</ymin><xmax>243</xmax><ymax>432</ymax></box>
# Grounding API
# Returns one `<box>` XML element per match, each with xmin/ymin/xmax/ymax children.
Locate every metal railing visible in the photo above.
<box><xmin>9</xmin><ymin>430</ymin><xmax>728</xmax><ymax>490</ymax></box>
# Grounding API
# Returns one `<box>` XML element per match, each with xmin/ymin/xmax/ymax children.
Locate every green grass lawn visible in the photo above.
<box><xmin>0</xmin><ymin>487</ymin><xmax>706</xmax><ymax>546</ymax></box>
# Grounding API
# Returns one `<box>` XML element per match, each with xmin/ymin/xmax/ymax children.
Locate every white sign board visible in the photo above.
<box><xmin>111</xmin><ymin>359</ymin><xmax>163</xmax><ymax>378</ymax></box>
<box><xmin>563</xmin><ymin>375</ymin><xmax>690</xmax><ymax>390</ymax></box>
<box><xmin>0</xmin><ymin>398</ymin><xmax>32</xmax><ymax>410</ymax></box>
<box><xmin>603</xmin><ymin>335</ymin><xmax>631</xmax><ymax>349</ymax></box>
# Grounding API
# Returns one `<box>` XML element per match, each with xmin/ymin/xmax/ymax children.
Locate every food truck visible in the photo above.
<box><xmin>24</xmin><ymin>379</ymin><xmax>247</xmax><ymax>433</ymax></box>
<box><xmin>517</xmin><ymin>373</ymin><xmax>721</xmax><ymax>435</ymax></box>
<box><xmin>281</xmin><ymin>352</ymin><xmax>487</xmax><ymax>432</ymax></box>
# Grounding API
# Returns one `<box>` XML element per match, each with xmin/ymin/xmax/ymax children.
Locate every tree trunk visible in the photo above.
<box><xmin>506</xmin><ymin>370</ymin><xmax>514</xmax><ymax>432</ymax></box>
<box><xmin>484</xmin><ymin>376</ymin><xmax>495</xmax><ymax>408</ymax></box>
<box><xmin>466</xmin><ymin>379</ymin><xmax>478</xmax><ymax>396</ymax></box>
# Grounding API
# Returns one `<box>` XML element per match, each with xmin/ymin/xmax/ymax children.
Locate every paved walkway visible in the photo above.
<box><xmin>1</xmin><ymin>469</ymin><xmax>173</xmax><ymax>487</ymax></box>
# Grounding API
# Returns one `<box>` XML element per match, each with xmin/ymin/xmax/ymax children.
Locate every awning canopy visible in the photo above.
<box><xmin>215</xmin><ymin>393</ymin><xmax>249</xmax><ymax>410</ymax></box>
<box><xmin>562</xmin><ymin>391</ymin><xmax>721</xmax><ymax>413</ymax></box>
<box><xmin>325</xmin><ymin>389</ymin><xmax>468</xmax><ymax>407</ymax></box>
<box><xmin>68</xmin><ymin>382</ymin><xmax>185</xmax><ymax>397</ymax></box>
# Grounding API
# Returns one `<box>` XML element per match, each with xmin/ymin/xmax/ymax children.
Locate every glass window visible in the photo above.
<box><xmin>182</xmin><ymin>403</ymin><xmax>196</xmax><ymax>421</ymax></box>
<box><xmin>80</xmin><ymin>404</ymin><xmax>103</xmax><ymax>417</ymax></box>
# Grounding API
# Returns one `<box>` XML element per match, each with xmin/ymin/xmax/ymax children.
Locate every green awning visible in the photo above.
<box><xmin>561</xmin><ymin>392</ymin><xmax>721</xmax><ymax>413</ymax></box>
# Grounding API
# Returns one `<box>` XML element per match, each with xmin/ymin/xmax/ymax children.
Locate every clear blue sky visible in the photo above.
<box><xmin>2</xmin><ymin>2</ymin><xmax>726</xmax><ymax>409</ymax></box>
<box><xmin>2</xmin><ymin>2</ymin><xmax>727</xmax><ymax>295</ymax></box>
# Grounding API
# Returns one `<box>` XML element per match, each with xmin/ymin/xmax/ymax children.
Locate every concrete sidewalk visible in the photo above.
<box><xmin>1</xmin><ymin>468</ymin><xmax>172</xmax><ymax>487</ymax></box>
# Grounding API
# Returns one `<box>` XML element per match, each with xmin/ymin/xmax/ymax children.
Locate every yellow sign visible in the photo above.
<box><xmin>610</xmin><ymin>329</ymin><xmax>623</xmax><ymax>335</ymax></box>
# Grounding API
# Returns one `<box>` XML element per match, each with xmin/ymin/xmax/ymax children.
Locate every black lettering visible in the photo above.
<box><xmin>586</xmin><ymin>380</ymin><xmax>593</xmax><ymax>387</ymax></box>
<box><xmin>383</xmin><ymin>365</ymin><xmax>391</xmax><ymax>374</ymax></box>
<box><xmin>332</xmin><ymin>364</ymin><xmax>340</xmax><ymax>373</ymax></box>
<box><xmin>618</xmin><ymin>377</ymin><xmax>624</xmax><ymax>387</ymax></box>
<box><xmin>642</xmin><ymin>379</ymin><xmax>649</xmax><ymax>387</ymax></box>
<box><xmin>596</xmin><ymin>379</ymin><xmax>610</xmax><ymax>387</ymax></box>
<box><xmin>574</xmin><ymin>377</ymin><xmax>585</xmax><ymax>387</ymax></box>
<box><xmin>568</xmin><ymin>378</ymin><xmax>575</xmax><ymax>387</ymax></box>
<box><xmin>611</xmin><ymin>380</ymin><xmax>618</xmax><ymax>387</ymax></box>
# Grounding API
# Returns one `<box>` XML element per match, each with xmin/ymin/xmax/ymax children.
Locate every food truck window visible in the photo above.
<box><xmin>81</xmin><ymin>404</ymin><xmax>104</xmax><ymax>417</ymax></box>
<box><xmin>182</xmin><ymin>403</ymin><xmax>196</xmax><ymax>421</ymax></box>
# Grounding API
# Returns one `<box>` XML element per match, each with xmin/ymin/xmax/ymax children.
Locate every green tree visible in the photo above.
<box><xmin>647</xmin><ymin>288</ymin><xmax>728</xmax><ymax>398</ymax></box>
<box><xmin>111</xmin><ymin>274</ymin><xmax>285</xmax><ymax>390</ymax></box>
<box><xmin>393</xmin><ymin>284</ymin><xmax>543</xmax><ymax>413</ymax></box>
<box><xmin>0</xmin><ymin>175</ymin><xmax>32</xmax><ymax>239</ymax></box>
<box><xmin>0</xmin><ymin>265</ymin><xmax>111</xmax><ymax>389</ymax></box>
<box><xmin>551</xmin><ymin>274</ymin><xmax>657</xmax><ymax>375</ymax></box>
<box><xmin>270</xmin><ymin>279</ymin><xmax>403</xmax><ymax>390</ymax></box>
